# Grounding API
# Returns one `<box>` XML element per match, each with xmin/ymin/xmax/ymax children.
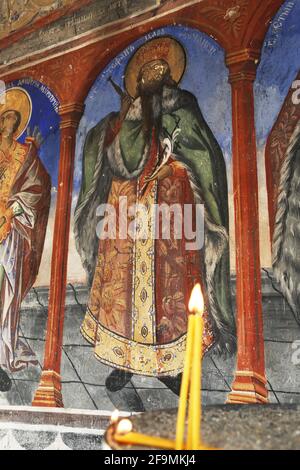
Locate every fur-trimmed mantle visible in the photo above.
<box><xmin>74</xmin><ymin>86</ymin><xmax>236</xmax><ymax>356</ymax></box>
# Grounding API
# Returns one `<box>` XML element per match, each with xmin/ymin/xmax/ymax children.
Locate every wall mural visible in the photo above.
<box><xmin>0</xmin><ymin>0</ymin><xmax>300</xmax><ymax>416</ymax></box>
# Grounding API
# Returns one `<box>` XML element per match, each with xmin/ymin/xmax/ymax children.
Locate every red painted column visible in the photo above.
<box><xmin>226</xmin><ymin>50</ymin><xmax>268</xmax><ymax>404</ymax></box>
<box><xmin>33</xmin><ymin>103</ymin><xmax>84</xmax><ymax>407</ymax></box>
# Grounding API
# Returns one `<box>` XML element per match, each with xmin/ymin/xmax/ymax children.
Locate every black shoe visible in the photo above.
<box><xmin>106</xmin><ymin>380</ymin><xmax>146</xmax><ymax>413</ymax></box>
<box><xmin>0</xmin><ymin>367</ymin><xmax>12</xmax><ymax>392</ymax></box>
<box><xmin>105</xmin><ymin>369</ymin><xmax>133</xmax><ymax>392</ymax></box>
<box><xmin>158</xmin><ymin>373</ymin><xmax>182</xmax><ymax>396</ymax></box>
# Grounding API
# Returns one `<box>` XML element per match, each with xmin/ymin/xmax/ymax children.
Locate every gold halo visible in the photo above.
<box><xmin>0</xmin><ymin>87</ymin><xmax>32</xmax><ymax>139</ymax></box>
<box><xmin>124</xmin><ymin>36</ymin><xmax>186</xmax><ymax>98</ymax></box>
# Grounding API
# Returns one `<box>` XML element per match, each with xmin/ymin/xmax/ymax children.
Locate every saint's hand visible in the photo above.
<box><xmin>144</xmin><ymin>165</ymin><xmax>172</xmax><ymax>183</ymax></box>
<box><xmin>25</xmin><ymin>126</ymin><xmax>43</xmax><ymax>149</ymax></box>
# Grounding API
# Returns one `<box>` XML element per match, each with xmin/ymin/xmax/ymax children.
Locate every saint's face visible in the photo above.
<box><xmin>0</xmin><ymin>110</ymin><xmax>19</xmax><ymax>137</ymax></box>
<box><xmin>137</xmin><ymin>60</ymin><xmax>169</xmax><ymax>96</ymax></box>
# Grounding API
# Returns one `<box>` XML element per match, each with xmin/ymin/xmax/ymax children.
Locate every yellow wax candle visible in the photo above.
<box><xmin>175</xmin><ymin>313</ymin><xmax>195</xmax><ymax>450</ymax></box>
<box><xmin>190</xmin><ymin>312</ymin><xmax>203</xmax><ymax>449</ymax></box>
<box><xmin>186</xmin><ymin>374</ymin><xmax>194</xmax><ymax>449</ymax></box>
<box><xmin>188</xmin><ymin>283</ymin><xmax>204</xmax><ymax>450</ymax></box>
<box><xmin>114</xmin><ymin>431</ymin><xmax>176</xmax><ymax>450</ymax></box>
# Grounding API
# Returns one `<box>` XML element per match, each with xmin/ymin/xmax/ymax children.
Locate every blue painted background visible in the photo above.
<box><xmin>7</xmin><ymin>78</ymin><xmax>60</xmax><ymax>188</ymax></box>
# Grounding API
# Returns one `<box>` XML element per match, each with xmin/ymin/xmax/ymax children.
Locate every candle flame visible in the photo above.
<box><xmin>116</xmin><ymin>419</ymin><xmax>133</xmax><ymax>435</ymax></box>
<box><xmin>188</xmin><ymin>283</ymin><xmax>204</xmax><ymax>314</ymax></box>
<box><xmin>111</xmin><ymin>409</ymin><xmax>119</xmax><ymax>423</ymax></box>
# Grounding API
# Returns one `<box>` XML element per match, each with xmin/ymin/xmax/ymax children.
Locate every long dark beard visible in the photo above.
<box><xmin>140</xmin><ymin>90</ymin><xmax>163</xmax><ymax>141</ymax></box>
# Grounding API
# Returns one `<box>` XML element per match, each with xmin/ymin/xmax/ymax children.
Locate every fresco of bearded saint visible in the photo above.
<box><xmin>0</xmin><ymin>88</ymin><xmax>51</xmax><ymax>392</ymax></box>
<box><xmin>74</xmin><ymin>37</ymin><xmax>236</xmax><ymax>400</ymax></box>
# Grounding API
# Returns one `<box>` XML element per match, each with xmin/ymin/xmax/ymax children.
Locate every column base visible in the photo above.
<box><xmin>32</xmin><ymin>371</ymin><xmax>64</xmax><ymax>408</ymax></box>
<box><xmin>226</xmin><ymin>370</ymin><xmax>269</xmax><ymax>404</ymax></box>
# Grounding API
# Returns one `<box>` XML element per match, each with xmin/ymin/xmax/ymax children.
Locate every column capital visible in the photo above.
<box><xmin>59</xmin><ymin>102</ymin><xmax>85</xmax><ymax>130</ymax></box>
<box><xmin>226</xmin><ymin>48</ymin><xmax>261</xmax><ymax>84</ymax></box>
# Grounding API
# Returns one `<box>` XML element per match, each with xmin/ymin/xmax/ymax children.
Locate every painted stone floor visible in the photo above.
<box><xmin>1</xmin><ymin>271</ymin><xmax>300</xmax><ymax>411</ymax></box>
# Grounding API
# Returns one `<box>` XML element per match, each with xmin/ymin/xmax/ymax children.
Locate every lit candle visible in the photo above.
<box><xmin>114</xmin><ymin>418</ymin><xmax>176</xmax><ymax>449</ymax></box>
<box><xmin>175</xmin><ymin>313</ymin><xmax>195</xmax><ymax>450</ymax></box>
<box><xmin>188</xmin><ymin>283</ymin><xmax>204</xmax><ymax>450</ymax></box>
